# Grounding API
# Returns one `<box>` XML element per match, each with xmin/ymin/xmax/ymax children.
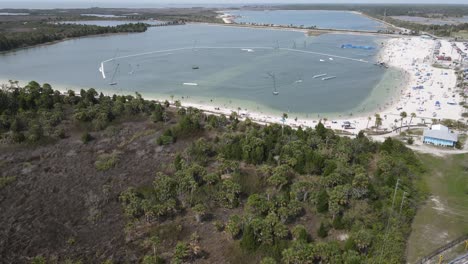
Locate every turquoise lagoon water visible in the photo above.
<box><xmin>0</xmin><ymin>24</ymin><xmax>399</xmax><ymax>117</ymax></box>
<box><xmin>227</xmin><ymin>10</ymin><xmax>386</xmax><ymax>31</ymax></box>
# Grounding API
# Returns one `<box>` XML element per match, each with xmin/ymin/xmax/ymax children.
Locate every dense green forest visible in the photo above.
<box><xmin>0</xmin><ymin>22</ymin><xmax>148</xmax><ymax>52</ymax></box>
<box><xmin>0</xmin><ymin>82</ymin><xmax>425</xmax><ymax>263</ymax></box>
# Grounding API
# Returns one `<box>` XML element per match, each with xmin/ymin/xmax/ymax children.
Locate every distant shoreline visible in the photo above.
<box><xmin>216</xmin><ymin>9</ymin><xmax>400</xmax><ymax>34</ymax></box>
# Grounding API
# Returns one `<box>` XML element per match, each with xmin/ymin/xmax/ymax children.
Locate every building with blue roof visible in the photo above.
<box><xmin>422</xmin><ymin>124</ymin><xmax>458</xmax><ymax>147</ymax></box>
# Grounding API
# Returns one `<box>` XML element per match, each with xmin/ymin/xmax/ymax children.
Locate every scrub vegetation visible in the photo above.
<box><xmin>0</xmin><ymin>82</ymin><xmax>428</xmax><ymax>263</ymax></box>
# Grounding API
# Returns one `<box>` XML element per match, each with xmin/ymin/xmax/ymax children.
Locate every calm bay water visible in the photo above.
<box><xmin>227</xmin><ymin>10</ymin><xmax>386</xmax><ymax>31</ymax></box>
<box><xmin>0</xmin><ymin>23</ymin><xmax>398</xmax><ymax>117</ymax></box>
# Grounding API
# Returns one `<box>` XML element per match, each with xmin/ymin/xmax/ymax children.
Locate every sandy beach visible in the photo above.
<box><xmin>215</xmin><ymin>11</ymin><xmax>235</xmax><ymax>24</ymax></box>
<box><xmin>174</xmin><ymin>36</ymin><xmax>465</xmax><ymax>134</ymax></box>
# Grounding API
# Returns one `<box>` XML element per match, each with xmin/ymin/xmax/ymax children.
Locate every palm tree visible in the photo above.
<box><xmin>408</xmin><ymin>112</ymin><xmax>416</xmax><ymax>130</ymax></box>
<box><xmin>399</xmin><ymin>111</ymin><xmax>407</xmax><ymax>132</ymax></box>
<box><xmin>374</xmin><ymin>114</ymin><xmax>382</xmax><ymax>129</ymax></box>
<box><xmin>366</xmin><ymin>116</ymin><xmax>371</xmax><ymax>129</ymax></box>
<box><xmin>281</xmin><ymin>113</ymin><xmax>288</xmax><ymax>136</ymax></box>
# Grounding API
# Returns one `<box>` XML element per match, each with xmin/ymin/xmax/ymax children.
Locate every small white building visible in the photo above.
<box><xmin>422</xmin><ymin>124</ymin><xmax>458</xmax><ymax>147</ymax></box>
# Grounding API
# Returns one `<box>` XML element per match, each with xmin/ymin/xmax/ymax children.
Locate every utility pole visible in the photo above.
<box><xmin>391</xmin><ymin>179</ymin><xmax>400</xmax><ymax>211</ymax></box>
<box><xmin>378</xmin><ymin>179</ymin><xmax>400</xmax><ymax>263</ymax></box>
<box><xmin>399</xmin><ymin>191</ymin><xmax>407</xmax><ymax>218</ymax></box>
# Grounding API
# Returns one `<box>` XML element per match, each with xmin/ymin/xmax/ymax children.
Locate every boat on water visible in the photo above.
<box><xmin>267</xmin><ymin>72</ymin><xmax>279</xmax><ymax>95</ymax></box>
<box><xmin>273</xmin><ymin>81</ymin><xmax>279</xmax><ymax>95</ymax></box>
<box><xmin>322</xmin><ymin>76</ymin><xmax>336</xmax><ymax>81</ymax></box>
<box><xmin>183</xmin><ymin>82</ymin><xmax>198</xmax><ymax>86</ymax></box>
<box><xmin>319</xmin><ymin>59</ymin><xmax>325</xmax><ymax>62</ymax></box>
<box><xmin>329</xmin><ymin>58</ymin><xmax>334</xmax><ymax>61</ymax></box>
<box><xmin>313</xmin><ymin>74</ymin><xmax>327</xmax><ymax>79</ymax></box>
<box><xmin>192</xmin><ymin>65</ymin><xmax>199</xmax><ymax>70</ymax></box>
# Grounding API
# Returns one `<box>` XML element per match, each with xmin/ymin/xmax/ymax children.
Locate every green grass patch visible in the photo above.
<box><xmin>453</xmin><ymin>30</ymin><xmax>468</xmax><ymax>40</ymax></box>
<box><xmin>0</xmin><ymin>176</ymin><xmax>16</xmax><ymax>189</ymax></box>
<box><xmin>458</xmin><ymin>134</ymin><xmax>467</xmax><ymax>146</ymax></box>
<box><xmin>406</xmin><ymin>154</ymin><xmax>468</xmax><ymax>263</ymax></box>
<box><xmin>95</xmin><ymin>151</ymin><xmax>120</xmax><ymax>171</ymax></box>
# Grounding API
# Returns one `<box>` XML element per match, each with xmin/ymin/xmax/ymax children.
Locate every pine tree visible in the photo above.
<box><xmin>316</xmin><ymin>189</ymin><xmax>329</xmax><ymax>213</ymax></box>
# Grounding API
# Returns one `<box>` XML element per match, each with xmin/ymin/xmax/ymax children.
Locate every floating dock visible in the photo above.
<box><xmin>341</xmin><ymin>44</ymin><xmax>375</xmax><ymax>50</ymax></box>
